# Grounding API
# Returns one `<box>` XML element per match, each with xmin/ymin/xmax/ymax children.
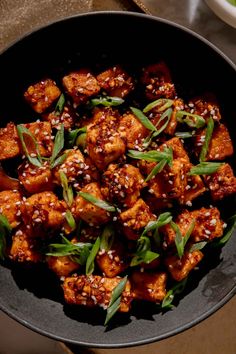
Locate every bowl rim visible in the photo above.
<box><xmin>0</xmin><ymin>10</ymin><xmax>236</xmax><ymax>348</ymax></box>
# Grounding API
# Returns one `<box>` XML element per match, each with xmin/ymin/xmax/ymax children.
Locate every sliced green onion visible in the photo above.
<box><xmin>104</xmin><ymin>276</ymin><xmax>128</xmax><ymax>326</ymax></box>
<box><xmin>143</xmin><ymin>99</ymin><xmax>173</xmax><ymax>113</ymax></box>
<box><xmin>175</xmin><ymin>131</ymin><xmax>194</xmax><ymax>139</ymax></box>
<box><xmin>145</xmin><ymin>159</ymin><xmax>167</xmax><ymax>182</ymax></box>
<box><xmin>66</xmin><ymin>127</ymin><xmax>87</xmax><ymax>148</ymax></box>
<box><xmin>0</xmin><ymin>214</ymin><xmax>12</xmax><ymax>260</ymax></box>
<box><xmin>55</xmin><ymin>93</ymin><xmax>65</xmax><ymax>116</ymax></box>
<box><xmin>189</xmin><ymin>241</ymin><xmax>207</xmax><ymax>252</ymax></box>
<box><xmin>130</xmin><ymin>236</ymin><xmax>159</xmax><ymax>267</ymax></box>
<box><xmin>199</xmin><ymin>117</ymin><xmax>214</xmax><ymax>162</ymax></box>
<box><xmin>130</xmin><ymin>107</ymin><xmax>157</xmax><ymax>132</ymax></box>
<box><xmin>17</xmin><ymin>125</ymin><xmax>42</xmax><ymax>167</ymax></box>
<box><xmin>171</xmin><ymin>220</ymin><xmax>195</xmax><ymax>258</ymax></box>
<box><xmin>188</xmin><ymin>162</ymin><xmax>224</xmax><ymax>175</ymax></box>
<box><xmin>59</xmin><ymin>171</ymin><xmax>73</xmax><ymax>207</ymax></box>
<box><xmin>142</xmin><ymin>212</ymin><xmax>172</xmax><ymax>237</ymax></box>
<box><xmin>143</xmin><ymin>108</ymin><xmax>173</xmax><ymax>148</ymax></box>
<box><xmin>161</xmin><ymin>278</ymin><xmax>188</xmax><ymax>309</ymax></box>
<box><xmin>50</xmin><ymin>124</ymin><xmax>64</xmax><ymax>168</ymax></box>
<box><xmin>100</xmin><ymin>224</ymin><xmax>115</xmax><ymax>252</ymax></box>
<box><xmin>176</xmin><ymin>110</ymin><xmax>206</xmax><ymax>129</ymax></box>
<box><xmin>65</xmin><ymin>210</ymin><xmax>76</xmax><ymax>231</ymax></box>
<box><xmin>46</xmin><ymin>235</ymin><xmax>92</xmax><ymax>265</ymax></box>
<box><xmin>78</xmin><ymin>192</ymin><xmax>116</xmax><ymax>212</ymax></box>
<box><xmin>90</xmin><ymin>96</ymin><xmax>124</xmax><ymax>107</ymax></box>
<box><xmin>85</xmin><ymin>236</ymin><xmax>101</xmax><ymax>275</ymax></box>
<box><xmin>50</xmin><ymin>153</ymin><xmax>68</xmax><ymax>169</ymax></box>
<box><xmin>76</xmin><ymin>132</ymin><xmax>87</xmax><ymax>150</ymax></box>
<box><xmin>127</xmin><ymin>149</ymin><xmax>172</xmax><ymax>162</ymax></box>
<box><xmin>213</xmin><ymin>215</ymin><xmax>236</xmax><ymax>247</ymax></box>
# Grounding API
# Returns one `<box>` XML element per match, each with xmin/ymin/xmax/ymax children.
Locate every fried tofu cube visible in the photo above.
<box><xmin>148</xmin><ymin>158</ymin><xmax>188</xmax><ymax>199</ymax></box>
<box><xmin>0</xmin><ymin>190</ymin><xmax>22</xmax><ymax>228</ymax></box>
<box><xmin>87</xmin><ymin>108</ymin><xmax>126</xmax><ymax>170</ymax></box>
<box><xmin>97</xmin><ymin>65</ymin><xmax>134</xmax><ymax>98</ymax></box>
<box><xmin>54</xmin><ymin>148</ymin><xmax>85</xmax><ymax>184</ymax></box>
<box><xmin>165</xmin><ymin>250</ymin><xmax>203</xmax><ymax>281</ymax></box>
<box><xmin>0</xmin><ymin>123</ymin><xmax>20</xmax><ymax>160</ymax></box>
<box><xmin>101</xmin><ymin>164</ymin><xmax>145</xmax><ymax>208</ymax></box>
<box><xmin>73</xmin><ymin>182</ymin><xmax>111</xmax><ymax>226</ymax></box>
<box><xmin>43</xmin><ymin>105</ymin><xmax>76</xmax><ymax>130</ymax></box>
<box><xmin>204</xmin><ymin>163</ymin><xmax>236</xmax><ymax>201</ymax></box>
<box><xmin>63</xmin><ymin>275</ymin><xmax>133</xmax><ymax>312</ymax></box>
<box><xmin>144</xmin><ymin>193</ymin><xmax>174</xmax><ymax>213</ymax></box>
<box><xmin>118</xmin><ymin>113</ymin><xmax>148</xmax><ymax>149</ymax></box>
<box><xmin>20</xmin><ymin>192</ymin><xmax>66</xmax><ymax>236</ymax></box>
<box><xmin>186</xmin><ymin>95</ymin><xmax>221</xmax><ymax>122</ymax></box>
<box><xmin>47</xmin><ymin>256</ymin><xmax>80</xmax><ymax>277</ymax></box>
<box><xmin>18</xmin><ymin>161</ymin><xmax>53</xmax><ymax>194</ymax></box>
<box><xmin>194</xmin><ymin>124</ymin><xmax>233</xmax><ymax>161</ymax></box>
<box><xmin>62</xmin><ymin>69</ymin><xmax>100</xmax><ymax>106</ymax></box>
<box><xmin>180</xmin><ymin>169</ymin><xmax>206</xmax><ymax>205</ymax></box>
<box><xmin>131</xmin><ymin>271</ymin><xmax>167</xmax><ymax>302</ymax></box>
<box><xmin>79</xmin><ymin>224</ymin><xmax>101</xmax><ymax>243</ymax></box>
<box><xmin>164</xmin><ymin>137</ymin><xmax>190</xmax><ymax>161</ymax></box>
<box><xmin>96</xmin><ymin>241</ymin><xmax>128</xmax><ymax>277</ymax></box>
<box><xmin>207</xmin><ymin>124</ymin><xmax>233</xmax><ymax>160</ymax></box>
<box><xmin>141</xmin><ymin>62</ymin><xmax>176</xmax><ymax>100</ymax></box>
<box><xmin>24</xmin><ymin>121</ymin><xmax>53</xmax><ymax>157</ymax></box>
<box><xmin>162</xmin><ymin>207</ymin><xmax>224</xmax><ymax>246</ymax></box>
<box><xmin>24</xmin><ymin>78</ymin><xmax>61</xmax><ymax>114</ymax></box>
<box><xmin>119</xmin><ymin>199</ymin><xmax>156</xmax><ymax>240</ymax></box>
<box><xmin>9</xmin><ymin>228</ymin><xmax>42</xmax><ymax>262</ymax></box>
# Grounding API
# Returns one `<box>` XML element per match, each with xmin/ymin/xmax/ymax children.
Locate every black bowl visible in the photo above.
<box><xmin>0</xmin><ymin>11</ymin><xmax>236</xmax><ymax>348</ymax></box>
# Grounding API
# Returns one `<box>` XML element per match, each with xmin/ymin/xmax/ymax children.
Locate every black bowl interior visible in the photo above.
<box><xmin>0</xmin><ymin>11</ymin><xmax>236</xmax><ymax>348</ymax></box>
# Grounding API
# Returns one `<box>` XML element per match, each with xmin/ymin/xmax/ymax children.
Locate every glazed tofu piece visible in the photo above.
<box><xmin>53</xmin><ymin>148</ymin><xmax>85</xmax><ymax>184</ymax></box>
<box><xmin>96</xmin><ymin>65</ymin><xmax>134</xmax><ymax>98</ymax></box>
<box><xmin>204</xmin><ymin>163</ymin><xmax>236</xmax><ymax>201</ymax></box>
<box><xmin>43</xmin><ymin>105</ymin><xmax>77</xmax><ymax>130</ymax></box>
<box><xmin>118</xmin><ymin>113</ymin><xmax>148</xmax><ymax>149</ymax></box>
<box><xmin>20</xmin><ymin>192</ymin><xmax>66</xmax><ymax>236</ymax></box>
<box><xmin>62</xmin><ymin>69</ymin><xmax>100</xmax><ymax>106</ymax></box>
<box><xmin>47</xmin><ymin>255</ymin><xmax>80</xmax><ymax>277</ymax></box>
<box><xmin>0</xmin><ymin>190</ymin><xmax>22</xmax><ymax>228</ymax></box>
<box><xmin>162</xmin><ymin>207</ymin><xmax>224</xmax><ymax>246</ymax></box>
<box><xmin>207</xmin><ymin>124</ymin><xmax>233</xmax><ymax>160</ymax></box>
<box><xmin>25</xmin><ymin>121</ymin><xmax>53</xmax><ymax>157</ymax></box>
<box><xmin>144</xmin><ymin>193</ymin><xmax>174</xmax><ymax>213</ymax></box>
<box><xmin>194</xmin><ymin>124</ymin><xmax>233</xmax><ymax>161</ymax></box>
<box><xmin>63</xmin><ymin>275</ymin><xmax>133</xmax><ymax>312</ymax></box>
<box><xmin>180</xmin><ymin>172</ymin><xmax>206</xmax><ymax>205</ymax></box>
<box><xmin>9</xmin><ymin>228</ymin><xmax>42</xmax><ymax>263</ymax></box>
<box><xmin>141</xmin><ymin>62</ymin><xmax>176</xmax><ymax>100</ymax></box>
<box><xmin>101</xmin><ymin>164</ymin><xmax>145</xmax><ymax>208</ymax></box>
<box><xmin>148</xmin><ymin>158</ymin><xmax>188</xmax><ymax>200</ymax></box>
<box><xmin>24</xmin><ymin>78</ymin><xmax>61</xmax><ymax>114</ymax></box>
<box><xmin>164</xmin><ymin>137</ymin><xmax>190</xmax><ymax>161</ymax></box>
<box><xmin>186</xmin><ymin>96</ymin><xmax>221</xmax><ymax>122</ymax></box>
<box><xmin>0</xmin><ymin>123</ymin><xmax>20</xmax><ymax>160</ymax></box>
<box><xmin>86</xmin><ymin>108</ymin><xmax>126</xmax><ymax>170</ymax></box>
<box><xmin>119</xmin><ymin>199</ymin><xmax>156</xmax><ymax>240</ymax></box>
<box><xmin>73</xmin><ymin>182</ymin><xmax>111</xmax><ymax>226</ymax></box>
<box><xmin>18</xmin><ymin>161</ymin><xmax>53</xmax><ymax>194</ymax></box>
<box><xmin>131</xmin><ymin>271</ymin><xmax>167</xmax><ymax>302</ymax></box>
<box><xmin>96</xmin><ymin>241</ymin><xmax>128</xmax><ymax>278</ymax></box>
<box><xmin>165</xmin><ymin>250</ymin><xmax>203</xmax><ymax>281</ymax></box>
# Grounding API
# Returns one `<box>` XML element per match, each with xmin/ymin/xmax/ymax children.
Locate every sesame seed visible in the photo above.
<box><xmin>34</xmin><ymin>218</ymin><xmax>42</xmax><ymax>223</ymax></box>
